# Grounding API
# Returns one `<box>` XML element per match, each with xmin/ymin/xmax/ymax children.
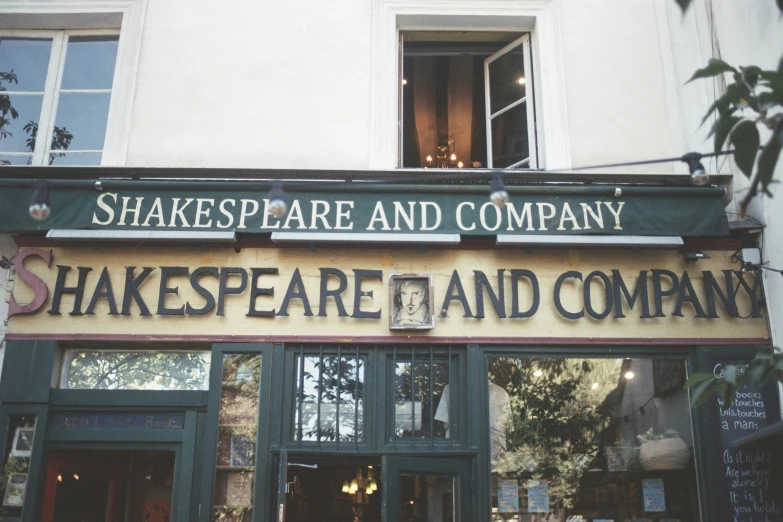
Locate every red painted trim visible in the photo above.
<box><xmin>5</xmin><ymin>333</ymin><xmax>769</xmax><ymax>345</ymax></box>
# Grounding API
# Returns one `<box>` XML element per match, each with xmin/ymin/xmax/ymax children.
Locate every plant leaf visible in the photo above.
<box><xmin>700</xmin><ymin>85</ymin><xmax>743</xmax><ymax>127</ymax></box>
<box><xmin>729</xmin><ymin>119</ymin><xmax>760</xmax><ymax>178</ymax></box>
<box><xmin>757</xmin><ymin>123</ymin><xmax>783</xmax><ymax>191</ymax></box>
<box><xmin>690</xmin><ymin>378</ymin><xmax>719</xmax><ymax>408</ymax></box>
<box><xmin>710</xmin><ymin>115</ymin><xmax>741</xmax><ymax>155</ymax></box>
<box><xmin>675</xmin><ymin>0</ymin><xmax>692</xmax><ymax>11</ymax></box>
<box><xmin>683</xmin><ymin>372</ymin><xmax>714</xmax><ymax>388</ymax></box>
<box><xmin>687</xmin><ymin>58</ymin><xmax>737</xmax><ymax>84</ymax></box>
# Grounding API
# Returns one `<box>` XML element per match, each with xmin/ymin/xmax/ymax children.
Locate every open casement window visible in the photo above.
<box><xmin>399</xmin><ymin>31</ymin><xmax>537</xmax><ymax>170</ymax></box>
<box><xmin>485</xmin><ymin>34</ymin><xmax>537</xmax><ymax>169</ymax></box>
<box><xmin>0</xmin><ymin>30</ymin><xmax>119</xmax><ymax>166</ymax></box>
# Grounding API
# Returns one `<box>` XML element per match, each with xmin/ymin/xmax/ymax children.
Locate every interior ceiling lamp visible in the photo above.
<box><xmin>29</xmin><ymin>181</ymin><xmax>51</xmax><ymax>221</ymax></box>
<box><xmin>489</xmin><ymin>172</ymin><xmax>509</xmax><ymax>207</ymax></box>
<box><xmin>681</xmin><ymin>152</ymin><xmax>708</xmax><ymax>186</ymax></box>
<box><xmin>426</xmin><ymin>147</ymin><xmax>463</xmax><ymax>169</ymax></box>
<box><xmin>267</xmin><ymin>181</ymin><xmax>288</xmax><ymax>218</ymax></box>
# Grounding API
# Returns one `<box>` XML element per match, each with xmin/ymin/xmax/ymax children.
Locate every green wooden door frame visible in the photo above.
<box><xmin>381</xmin><ymin>455</ymin><xmax>472</xmax><ymax>522</ymax></box>
<box><xmin>200</xmin><ymin>343</ymin><xmax>274</xmax><ymax>522</ymax></box>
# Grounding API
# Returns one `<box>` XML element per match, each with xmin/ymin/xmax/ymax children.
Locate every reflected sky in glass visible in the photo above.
<box><xmin>49</xmin><ymin>152</ymin><xmax>102</xmax><ymax>166</ymax></box>
<box><xmin>53</xmin><ymin>92</ymin><xmax>110</xmax><ymax>150</ymax></box>
<box><xmin>0</xmin><ymin>38</ymin><xmax>52</xmax><ymax>92</ymax></box>
<box><xmin>0</xmin><ymin>94</ymin><xmax>42</xmax><ymax>152</ymax></box>
<box><xmin>0</xmin><ymin>154</ymin><xmax>32</xmax><ymax>165</ymax></box>
<box><xmin>61</xmin><ymin>36</ymin><xmax>119</xmax><ymax>90</ymax></box>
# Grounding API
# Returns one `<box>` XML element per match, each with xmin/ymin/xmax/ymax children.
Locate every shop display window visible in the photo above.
<box><xmin>0</xmin><ymin>415</ymin><xmax>36</xmax><ymax>516</ymax></box>
<box><xmin>60</xmin><ymin>350</ymin><xmax>210</xmax><ymax>390</ymax></box>
<box><xmin>213</xmin><ymin>353</ymin><xmax>262</xmax><ymax>522</ymax></box>
<box><xmin>295</xmin><ymin>352</ymin><xmax>365</xmax><ymax>443</ymax></box>
<box><xmin>487</xmin><ymin>357</ymin><xmax>698</xmax><ymax>521</ymax></box>
<box><xmin>393</xmin><ymin>351</ymin><xmax>452</xmax><ymax>441</ymax></box>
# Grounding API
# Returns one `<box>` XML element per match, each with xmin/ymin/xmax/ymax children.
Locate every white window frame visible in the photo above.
<box><xmin>370</xmin><ymin>0</ymin><xmax>570</xmax><ymax>171</ymax></box>
<box><xmin>484</xmin><ymin>33</ymin><xmax>537</xmax><ymax>169</ymax></box>
<box><xmin>0</xmin><ymin>0</ymin><xmax>147</xmax><ymax>166</ymax></box>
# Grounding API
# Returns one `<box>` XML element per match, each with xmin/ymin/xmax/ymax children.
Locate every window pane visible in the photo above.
<box><xmin>0</xmin><ymin>38</ymin><xmax>52</xmax><ymax>92</ymax></box>
<box><xmin>394</xmin><ymin>359</ymin><xmax>449</xmax><ymax>439</ymax></box>
<box><xmin>295</xmin><ymin>354</ymin><xmax>365</xmax><ymax>443</ymax></box>
<box><xmin>61</xmin><ymin>351</ymin><xmax>210</xmax><ymax>390</ymax></box>
<box><xmin>214</xmin><ymin>353</ymin><xmax>261</xmax><ymax>522</ymax></box>
<box><xmin>0</xmin><ymin>154</ymin><xmax>32</xmax><ymax>165</ymax></box>
<box><xmin>0</xmin><ymin>94</ymin><xmax>43</xmax><ymax>153</ymax></box>
<box><xmin>488</xmin><ymin>357</ymin><xmax>698</xmax><ymax>520</ymax></box>
<box><xmin>53</xmin><ymin>92</ymin><xmax>110</xmax><ymax>150</ymax></box>
<box><xmin>488</xmin><ymin>43</ymin><xmax>526</xmax><ymax>114</ymax></box>
<box><xmin>61</xmin><ymin>36</ymin><xmax>119</xmax><ymax>90</ymax></box>
<box><xmin>49</xmin><ymin>152</ymin><xmax>102</xmax><ymax>166</ymax></box>
<box><xmin>490</xmin><ymin>102</ymin><xmax>529</xmax><ymax>168</ymax></box>
<box><xmin>0</xmin><ymin>415</ymin><xmax>36</xmax><ymax>518</ymax></box>
<box><xmin>401</xmin><ymin>474</ymin><xmax>454</xmax><ymax>522</ymax></box>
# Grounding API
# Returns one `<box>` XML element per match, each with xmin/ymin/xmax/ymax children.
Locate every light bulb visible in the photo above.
<box><xmin>57</xmin><ymin>474</ymin><xmax>62</xmax><ymax>482</ymax></box>
<box><xmin>517</xmin><ymin>77</ymin><xmax>526</xmax><ymax>85</ymax></box>
<box><xmin>73</xmin><ymin>474</ymin><xmax>79</xmax><ymax>481</ymax></box>
<box><xmin>366</xmin><ymin>487</ymin><xmax>373</xmax><ymax>495</ymax></box>
<box><xmin>624</xmin><ymin>371</ymin><xmax>635</xmax><ymax>380</ymax></box>
<box><xmin>690</xmin><ymin>170</ymin><xmax>709</xmax><ymax>186</ymax></box>
<box><xmin>29</xmin><ymin>181</ymin><xmax>51</xmax><ymax>221</ymax></box>
<box><xmin>402</xmin><ymin>79</ymin><xmax>408</xmax><ymax>85</ymax></box>
<box><xmin>450</xmin><ymin>153</ymin><xmax>457</xmax><ymax>161</ymax></box>
<box><xmin>457</xmin><ymin>161</ymin><xmax>464</xmax><ymax>168</ymax></box>
<box><xmin>533</xmin><ymin>370</ymin><xmax>543</xmax><ymax>377</ymax></box>
<box><xmin>489</xmin><ymin>173</ymin><xmax>509</xmax><ymax>207</ymax></box>
<box><xmin>342</xmin><ymin>481</ymin><xmax>350</xmax><ymax>493</ymax></box>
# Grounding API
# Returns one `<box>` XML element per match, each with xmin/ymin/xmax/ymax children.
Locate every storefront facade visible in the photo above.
<box><xmin>0</xmin><ymin>179</ymin><xmax>778</xmax><ymax>522</ymax></box>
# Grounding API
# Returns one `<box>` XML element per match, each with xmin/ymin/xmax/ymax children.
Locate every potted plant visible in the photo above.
<box><xmin>636</xmin><ymin>428</ymin><xmax>690</xmax><ymax>470</ymax></box>
<box><xmin>605</xmin><ymin>439</ymin><xmax>634</xmax><ymax>471</ymax></box>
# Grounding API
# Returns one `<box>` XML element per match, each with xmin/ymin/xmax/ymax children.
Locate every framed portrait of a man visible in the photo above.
<box><xmin>389</xmin><ymin>274</ymin><xmax>435</xmax><ymax>330</ymax></box>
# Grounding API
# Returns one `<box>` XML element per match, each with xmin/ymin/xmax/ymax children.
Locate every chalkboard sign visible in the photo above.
<box><xmin>710</xmin><ymin>359</ymin><xmax>782</xmax><ymax>522</ymax></box>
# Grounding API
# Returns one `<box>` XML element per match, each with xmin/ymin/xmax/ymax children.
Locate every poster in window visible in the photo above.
<box><xmin>642</xmin><ymin>478</ymin><xmax>666</xmax><ymax>512</ymax></box>
<box><xmin>526</xmin><ymin>481</ymin><xmax>549</xmax><ymax>513</ymax></box>
<box><xmin>230</xmin><ymin>434</ymin><xmax>255</xmax><ymax>467</ymax></box>
<box><xmin>2</xmin><ymin>474</ymin><xmax>27</xmax><ymax>507</ymax></box>
<box><xmin>497</xmin><ymin>479</ymin><xmax>519</xmax><ymax>513</ymax></box>
<box><xmin>10</xmin><ymin>427</ymin><xmax>34</xmax><ymax>457</ymax></box>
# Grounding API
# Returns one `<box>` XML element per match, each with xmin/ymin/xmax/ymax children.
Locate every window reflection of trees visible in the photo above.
<box><xmin>394</xmin><ymin>360</ymin><xmax>449</xmax><ymax>439</ymax></box>
<box><xmin>295</xmin><ymin>355</ymin><xmax>365</xmax><ymax>443</ymax></box>
<box><xmin>489</xmin><ymin>358</ymin><xmax>621</xmax><ymax>512</ymax></box>
<box><xmin>0</xmin><ymin>70</ymin><xmax>75</xmax><ymax>165</ymax></box>
<box><xmin>64</xmin><ymin>351</ymin><xmax>210</xmax><ymax>390</ymax></box>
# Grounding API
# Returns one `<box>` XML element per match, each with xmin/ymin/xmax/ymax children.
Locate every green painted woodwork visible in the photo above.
<box><xmin>0</xmin><ymin>185</ymin><xmax>729</xmax><ymax>236</ymax></box>
<box><xmin>49</xmin><ymin>389</ymin><xmax>208</xmax><ymax>407</ymax></box>
<box><xmin>0</xmin><ymin>339</ymin><xmax>774</xmax><ymax>522</ymax></box>
<box><xmin>0</xmin><ymin>341</ymin><xmax>56</xmax><ymax>403</ymax></box>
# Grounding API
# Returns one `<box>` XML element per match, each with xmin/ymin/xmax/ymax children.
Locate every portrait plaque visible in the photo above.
<box><xmin>389</xmin><ymin>274</ymin><xmax>435</xmax><ymax>330</ymax></box>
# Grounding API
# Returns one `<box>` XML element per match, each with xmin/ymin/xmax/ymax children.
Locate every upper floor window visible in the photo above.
<box><xmin>0</xmin><ymin>30</ymin><xmax>119</xmax><ymax>166</ymax></box>
<box><xmin>400</xmin><ymin>32</ymin><xmax>537</xmax><ymax>169</ymax></box>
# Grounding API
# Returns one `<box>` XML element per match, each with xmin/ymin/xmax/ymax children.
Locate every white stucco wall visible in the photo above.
<box><xmin>704</xmin><ymin>0</ymin><xmax>783</xmax><ymax>353</ymax></box>
<box><xmin>124</xmin><ymin>0</ymin><xmax>679</xmax><ymax>172</ymax></box>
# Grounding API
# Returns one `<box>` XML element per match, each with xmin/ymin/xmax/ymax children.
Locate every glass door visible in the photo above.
<box><xmin>382</xmin><ymin>456</ymin><xmax>471</xmax><ymax>522</ymax></box>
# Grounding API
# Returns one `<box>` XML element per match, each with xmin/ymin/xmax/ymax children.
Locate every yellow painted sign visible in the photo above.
<box><xmin>6</xmin><ymin>246</ymin><xmax>768</xmax><ymax>342</ymax></box>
